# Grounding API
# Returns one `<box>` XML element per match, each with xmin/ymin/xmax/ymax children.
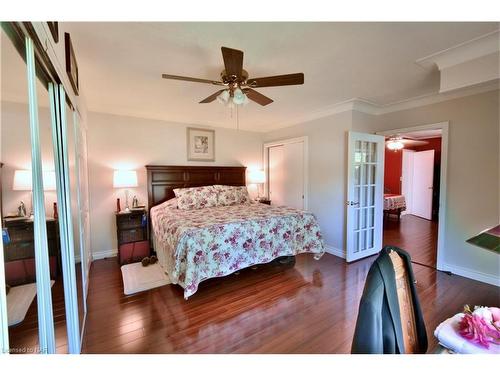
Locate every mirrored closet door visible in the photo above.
<box><xmin>1</xmin><ymin>26</ymin><xmax>57</xmax><ymax>354</ymax></box>
<box><xmin>1</xmin><ymin>22</ymin><xmax>89</xmax><ymax>354</ymax></box>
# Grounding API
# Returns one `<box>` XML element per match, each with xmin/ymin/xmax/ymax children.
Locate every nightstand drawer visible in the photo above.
<box><xmin>116</xmin><ymin>214</ymin><xmax>143</xmax><ymax>229</ymax></box>
<box><xmin>4</xmin><ymin>241</ymin><xmax>35</xmax><ymax>261</ymax></box>
<box><xmin>118</xmin><ymin>228</ymin><xmax>145</xmax><ymax>244</ymax></box>
<box><xmin>8</xmin><ymin>224</ymin><xmax>34</xmax><ymax>242</ymax></box>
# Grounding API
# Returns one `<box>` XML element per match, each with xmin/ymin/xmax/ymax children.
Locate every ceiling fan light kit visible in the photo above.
<box><xmin>162</xmin><ymin>46</ymin><xmax>304</xmax><ymax>107</ymax></box>
<box><xmin>386</xmin><ymin>138</ymin><xmax>405</xmax><ymax>151</ymax></box>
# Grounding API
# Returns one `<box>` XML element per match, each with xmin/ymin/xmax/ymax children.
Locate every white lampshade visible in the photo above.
<box><xmin>217</xmin><ymin>90</ymin><xmax>230</xmax><ymax>104</ymax></box>
<box><xmin>42</xmin><ymin>171</ymin><xmax>56</xmax><ymax>191</ymax></box>
<box><xmin>113</xmin><ymin>170</ymin><xmax>138</xmax><ymax>188</ymax></box>
<box><xmin>248</xmin><ymin>169</ymin><xmax>265</xmax><ymax>184</ymax></box>
<box><xmin>13</xmin><ymin>170</ymin><xmax>32</xmax><ymax>191</ymax></box>
<box><xmin>13</xmin><ymin>169</ymin><xmax>57</xmax><ymax>191</ymax></box>
<box><xmin>232</xmin><ymin>88</ymin><xmax>246</xmax><ymax>105</ymax></box>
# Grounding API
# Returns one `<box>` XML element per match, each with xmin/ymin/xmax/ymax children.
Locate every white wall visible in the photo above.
<box><xmin>353</xmin><ymin>90</ymin><xmax>500</xmax><ymax>285</ymax></box>
<box><xmin>87</xmin><ymin>111</ymin><xmax>264</xmax><ymax>258</ymax></box>
<box><xmin>264</xmin><ymin>90</ymin><xmax>499</xmax><ymax>286</ymax></box>
<box><xmin>263</xmin><ymin>111</ymin><xmax>352</xmax><ymax>256</ymax></box>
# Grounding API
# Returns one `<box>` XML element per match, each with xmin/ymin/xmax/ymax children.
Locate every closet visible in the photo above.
<box><xmin>265</xmin><ymin>138</ymin><xmax>307</xmax><ymax>210</ymax></box>
<box><xmin>0</xmin><ymin>22</ymin><xmax>90</xmax><ymax>354</ymax></box>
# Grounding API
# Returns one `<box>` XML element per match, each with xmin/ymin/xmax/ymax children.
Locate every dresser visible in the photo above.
<box><xmin>3</xmin><ymin>217</ymin><xmax>60</xmax><ymax>285</ymax></box>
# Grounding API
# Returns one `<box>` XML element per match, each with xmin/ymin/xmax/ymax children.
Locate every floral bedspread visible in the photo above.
<box><xmin>150</xmin><ymin>199</ymin><xmax>325</xmax><ymax>299</ymax></box>
<box><xmin>384</xmin><ymin>194</ymin><xmax>406</xmax><ymax>211</ymax></box>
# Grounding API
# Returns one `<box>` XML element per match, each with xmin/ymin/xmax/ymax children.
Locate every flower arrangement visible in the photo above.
<box><xmin>458</xmin><ymin>305</ymin><xmax>500</xmax><ymax>348</ymax></box>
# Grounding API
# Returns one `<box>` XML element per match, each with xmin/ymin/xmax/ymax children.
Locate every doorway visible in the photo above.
<box><xmin>264</xmin><ymin>137</ymin><xmax>308</xmax><ymax>210</ymax></box>
<box><xmin>378</xmin><ymin>124</ymin><xmax>448</xmax><ymax>269</ymax></box>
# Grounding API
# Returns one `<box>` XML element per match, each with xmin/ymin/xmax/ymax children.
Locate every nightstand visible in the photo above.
<box><xmin>3</xmin><ymin>217</ymin><xmax>60</xmax><ymax>285</ymax></box>
<box><xmin>115</xmin><ymin>209</ymin><xmax>148</xmax><ymax>263</ymax></box>
<box><xmin>258</xmin><ymin>199</ymin><xmax>271</xmax><ymax>205</ymax></box>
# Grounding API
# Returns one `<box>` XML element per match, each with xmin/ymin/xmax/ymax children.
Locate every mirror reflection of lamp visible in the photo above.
<box><xmin>13</xmin><ymin>170</ymin><xmax>57</xmax><ymax>218</ymax></box>
<box><xmin>113</xmin><ymin>170</ymin><xmax>138</xmax><ymax>213</ymax></box>
<box><xmin>248</xmin><ymin>169</ymin><xmax>266</xmax><ymax>201</ymax></box>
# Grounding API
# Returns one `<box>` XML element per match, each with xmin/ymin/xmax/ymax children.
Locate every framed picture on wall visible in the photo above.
<box><xmin>64</xmin><ymin>32</ymin><xmax>79</xmax><ymax>96</ymax></box>
<box><xmin>187</xmin><ymin>127</ymin><xmax>215</xmax><ymax>161</ymax></box>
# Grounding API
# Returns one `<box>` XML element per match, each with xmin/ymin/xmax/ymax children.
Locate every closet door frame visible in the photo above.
<box><xmin>263</xmin><ymin>136</ymin><xmax>309</xmax><ymax>210</ymax></box>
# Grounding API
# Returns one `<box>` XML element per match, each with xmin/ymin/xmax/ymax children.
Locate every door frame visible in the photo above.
<box><xmin>376</xmin><ymin>121</ymin><xmax>449</xmax><ymax>270</ymax></box>
<box><xmin>263</xmin><ymin>136</ymin><xmax>309</xmax><ymax>210</ymax></box>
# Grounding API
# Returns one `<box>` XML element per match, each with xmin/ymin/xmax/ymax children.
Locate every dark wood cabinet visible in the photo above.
<box><xmin>258</xmin><ymin>199</ymin><xmax>271</xmax><ymax>205</ymax></box>
<box><xmin>3</xmin><ymin>217</ymin><xmax>60</xmax><ymax>285</ymax></box>
<box><xmin>115</xmin><ymin>209</ymin><xmax>147</xmax><ymax>246</ymax></box>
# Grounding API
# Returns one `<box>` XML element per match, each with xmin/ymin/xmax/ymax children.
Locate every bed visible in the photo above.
<box><xmin>147</xmin><ymin>165</ymin><xmax>325</xmax><ymax>299</ymax></box>
<box><xmin>383</xmin><ymin>193</ymin><xmax>406</xmax><ymax>221</ymax></box>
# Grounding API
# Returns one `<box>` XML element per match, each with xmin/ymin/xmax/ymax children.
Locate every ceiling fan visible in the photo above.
<box><xmin>161</xmin><ymin>46</ymin><xmax>304</xmax><ymax>106</ymax></box>
<box><xmin>386</xmin><ymin>135</ymin><xmax>429</xmax><ymax>150</ymax></box>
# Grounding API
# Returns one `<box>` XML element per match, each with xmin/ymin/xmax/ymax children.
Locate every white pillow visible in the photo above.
<box><xmin>173</xmin><ymin>186</ymin><xmax>218</xmax><ymax>210</ymax></box>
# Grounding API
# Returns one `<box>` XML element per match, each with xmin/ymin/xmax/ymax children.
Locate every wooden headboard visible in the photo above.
<box><xmin>146</xmin><ymin>165</ymin><xmax>247</xmax><ymax>209</ymax></box>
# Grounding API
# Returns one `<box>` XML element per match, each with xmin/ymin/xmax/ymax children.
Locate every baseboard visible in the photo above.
<box><xmin>325</xmin><ymin>244</ymin><xmax>345</xmax><ymax>259</ymax></box>
<box><xmin>92</xmin><ymin>249</ymin><xmax>117</xmax><ymax>261</ymax></box>
<box><xmin>441</xmin><ymin>262</ymin><xmax>500</xmax><ymax>287</ymax></box>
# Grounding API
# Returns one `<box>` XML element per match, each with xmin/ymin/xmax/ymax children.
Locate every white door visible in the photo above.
<box><xmin>411</xmin><ymin>150</ymin><xmax>434</xmax><ymax>220</ymax></box>
<box><xmin>269</xmin><ymin>145</ymin><xmax>285</xmax><ymax>206</ymax></box>
<box><xmin>346</xmin><ymin>132</ymin><xmax>385</xmax><ymax>262</ymax></box>
<box><xmin>401</xmin><ymin>149</ymin><xmax>415</xmax><ymax>215</ymax></box>
<box><xmin>268</xmin><ymin>142</ymin><xmax>305</xmax><ymax>209</ymax></box>
<box><xmin>282</xmin><ymin>142</ymin><xmax>304</xmax><ymax>209</ymax></box>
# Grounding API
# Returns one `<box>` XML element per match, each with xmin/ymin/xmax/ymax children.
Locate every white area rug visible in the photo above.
<box><xmin>7</xmin><ymin>280</ymin><xmax>55</xmax><ymax>327</ymax></box>
<box><xmin>121</xmin><ymin>262</ymin><xmax>170</xmax><ymax>295</ymax></box>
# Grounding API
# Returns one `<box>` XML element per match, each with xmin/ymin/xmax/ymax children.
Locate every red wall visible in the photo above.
<box><xmin>384</xmin><ymin>137</ymin><xmax>442</xmax><ymax>195</ymax></box>
<box><xmin>384</xmin><ymin>148</ymin><xmax>403</xmax><ymax>194</ymax></box>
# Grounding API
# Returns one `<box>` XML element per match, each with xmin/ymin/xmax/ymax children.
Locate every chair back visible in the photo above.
<box><xmin>388</xmin><ymin>251</ymin><xmax>419</xmax><ymax>353</ymax></box>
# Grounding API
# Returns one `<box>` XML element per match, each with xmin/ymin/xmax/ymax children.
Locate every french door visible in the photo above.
<box><xmin>346</xmin><ymin>132</ymin><xmax>385</xmax><ymax>262</ymax></box>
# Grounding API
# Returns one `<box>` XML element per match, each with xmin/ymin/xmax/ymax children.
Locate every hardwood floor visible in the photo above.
<box><xmin>383</xmin><ymin>214</ymin><xmax>438</xmax><ymax>267</ymax></box>
<box><xmin>7</xmin><ymin>265</ymin><xmax>84</xmax><ymax>354</ymax></box>
<box><xmin>80</xmin><ymin>253</ymin><xmax>499</xmax><ymax>354</ymax></box>
<box><xmin>7</xmin><ymin>222</ymin><xmax>498</xmax><ymax>354</ymax></box>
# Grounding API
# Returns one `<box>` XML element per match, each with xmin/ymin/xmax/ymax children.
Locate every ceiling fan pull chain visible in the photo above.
<box><xmin>236</xmin><ymin>105</ymin><xmax>239</xmax><ymax>131</ymax></box>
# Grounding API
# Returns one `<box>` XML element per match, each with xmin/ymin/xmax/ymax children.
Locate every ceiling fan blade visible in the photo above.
<box><xmin>221</xmin><ymin>47</ymin><xmax>244</xmax><ymax>78</ymax></box>
<box><xmin>162</xmin><ymin>74</ymin><xmax>224</xmax><ymax>86</ymax></box>
<box><xmin>246</xmin><ymin>73</ymin><xmax>304</xmax><ymax>88</ymax></box>
<box><xmin>243</xmin><ymin>88</ymin><xmax>274</xmax><ymax>106</ymax></box>
<box><xmin>199</xmin><ymin>90</ymin><xmax>225</xmax><ymax>103</ymax></box>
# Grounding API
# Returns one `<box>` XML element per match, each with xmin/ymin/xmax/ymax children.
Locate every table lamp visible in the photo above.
<box><xmin>13</xmin><ymin>170</ymin><xmax>57</xmax><ymax>217</ymax></box>
<box><xmin>248</xmin><ymin>169</ymin><xmax>266</xmax><ymax>201</ymax></box>
<box><xmin>113</xmin><ymin>170</ymin><xmax>138</xmax><ymax>212</ymax></box>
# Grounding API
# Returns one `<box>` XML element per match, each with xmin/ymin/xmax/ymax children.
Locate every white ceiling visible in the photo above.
<box><xmin>3</xmin><ymin>23</ymin><xmax>499</xmax><ymax>132</ymax></box>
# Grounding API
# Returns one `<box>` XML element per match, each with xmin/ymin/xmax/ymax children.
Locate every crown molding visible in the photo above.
<box><xmin>267</xmin><ymin>81</ymin><xmax>499</xmax><ymax>131</ymax></box>
<box><xmin>416</xmin><ymin>29</ymin><xmax>500</xmax><ymax>70</ymax></box>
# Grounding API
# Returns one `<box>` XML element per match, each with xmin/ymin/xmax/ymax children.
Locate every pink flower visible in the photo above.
<box><xmin>490</xmin><ymin>307</ymin><xmax>500</xmax><ymax>330</ymax></box>
<box><xmin>458</xmin><ymin>313</ymin><xmax>500</xmax><ymax>348</ymax></box>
